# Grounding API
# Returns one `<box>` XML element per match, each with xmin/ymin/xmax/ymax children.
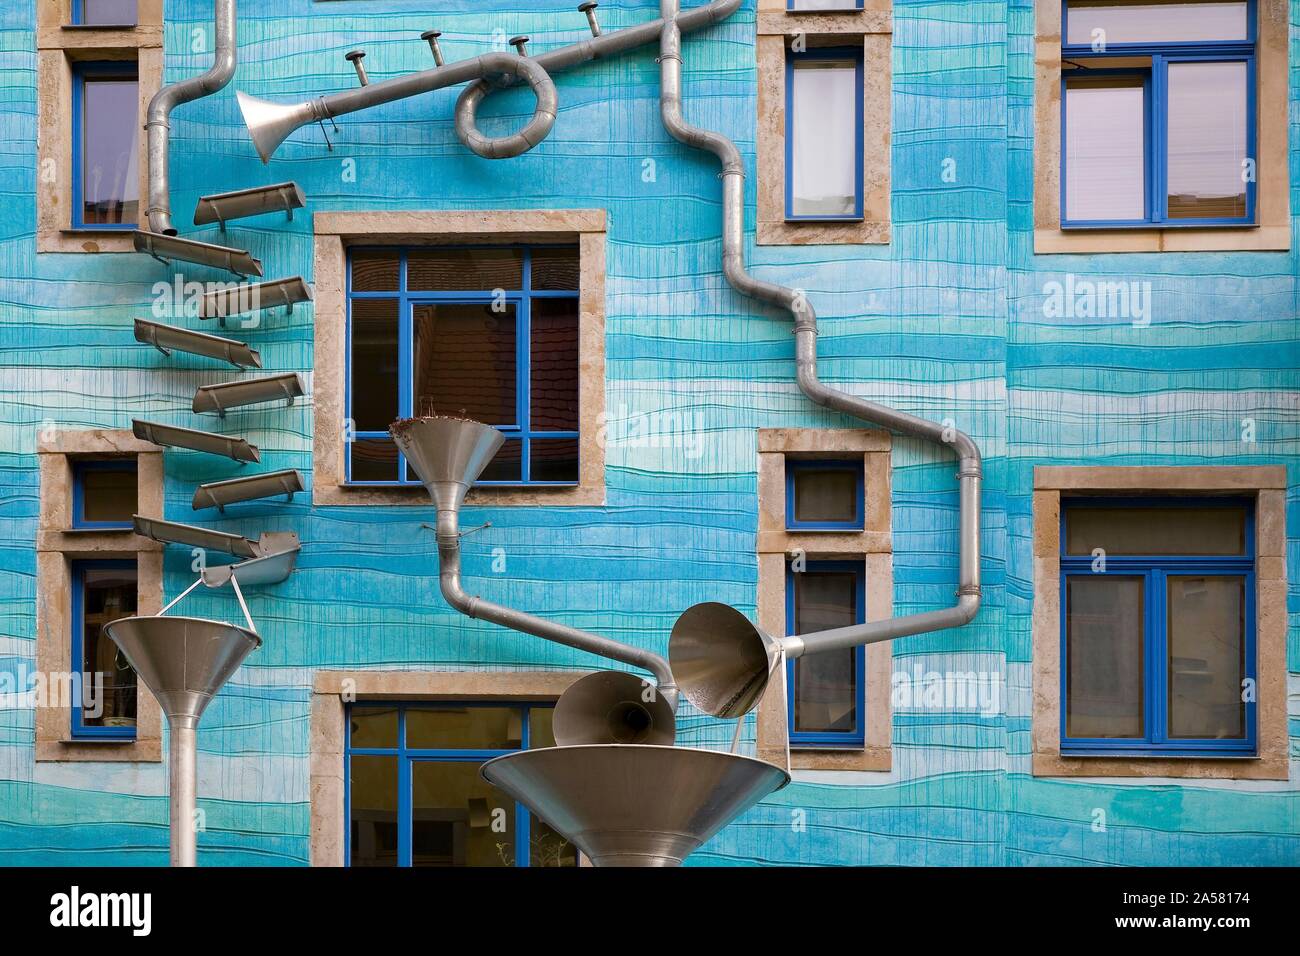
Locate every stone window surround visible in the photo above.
<box><xmin>36</xmin><ymin>0</ymin><xmax>163</xmax><ymax>254</ymax></box>
<box><xmin>1031</xmin><ymin>465</ymin><xmax>1289</xmax><ymax>780</ymax></box>
<box><xmin>312</xmin><ymin>210</ymin><xmax>608</xmax><ymax>508</ymax></box>
<box><xmin>756</xmin><ymin>0</ymin><xmax>893</xmax><ymax>245</ymax></box>
<box><xmin>1033</xmin><ymin>0</ymin><xmax>1291</xmax><ymax>254</ymax></box>
<box><xmin>309</xmin><ymin>669</ymin><xmax>592</xmax><ymax>867</ymax></box>
<box><xmin>755</xmin><ymin>428</ymin><xmax>893</xmax><ymax>771</ymax></box>
<box><xmin>36</xmin><ymin>429</ymin><xmax>165</xmax><ymax>762</ymax></box>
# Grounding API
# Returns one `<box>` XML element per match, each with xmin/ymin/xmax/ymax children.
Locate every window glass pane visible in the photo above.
<box><xmin>79</xmin><ymin>0</ymin><xmax>138</xmax><ymax>26</ymax></box>
<box><xmin>350</xmin><ymin>250</ymin><xmax>399</xmax><ymax>291</ymax></box>
<box><xmin>792</xmin><ymin>465</ymin><xmax>860</xmax><ymax>524</ymax></box>
<box><xmin>1064</xmin><ymin>76</ymin><xmax>1146</xmax><ymax>222</ymax></box>
<box><xmin>475</xmin><ymin>438</ymin><xmax>523</xmax><ymax>483</ymax></box>
<box><xmin>1166</xmin><ymin>60</ymin><xmax>1248</xmax><ymax>220</ymax></box>
<box><xmin>80</xmin><ymin>74</ymin><xmax>139</xmax><ymax>226</ymax></box>
<box><xmin>1167</xmin><ymin>576</ymin><xmax>1246</xmax><ymax>739</ymax></box>
<box><xmin>79</xmin><ymin>567</ymin><xmax>137</xmax><ymax>728</ymax></box>
<box><xmin>350</xmin><ymin>438</ymin><xmax>398</xmax><ymax>482</ymax></box>
<box><xmin>528</xmin><ymin>707</ymin><xmax>557</xmax><ymax>749</ymax></box>
<box><xmin>406</xmin><ymin>706</ymin><xmax>524</xmax><ymax>750</ymax></box>
<box><xmin>530</xmin><ymin>298</ymin><xmax>579</xmax><ymax>431</ymax></box>
<box><xmin>349</xmin><ymin>298</ymin><xmax>399</xmax><ymax>431</ymax></box>
<box><xmin>349</xmin><ymin>755</ymin><xmax>398</xmax><ymax>867</ymax></box>
<box><xmin>530</xmin><ymin>439</ymin><xmax>579</xmax><ymax>483</ymax></box>
<box><xmin>79</xmin><ymin>465</ymin><xmax>136</xmax><ymax>524</ymax></box>
<box><xmin>407</xmin><ymin>248</ymin><xmax>523</xmax><ymax>292</ymax></box>
<box><xmin>529</xmin><ymin>247</ymin><xmax>580</xmax><ymax>291</ymax></box>
<box><xmin>350</xmin><ymin>707</ymin><xmax>398</xmax><ymax>749</ymax></box>
<box><xmin>413</xmin><ymin>302</ymin><xmax>517</xmax><ymax>425</ymax></box>
<box><xmin>411</xmin><ymin>762</ymin><xmax>516</xmax><ymax>866</ymax></box>
<box><xmin>1065</xmin><ymin>2</ymin><xmax>1248</xmax><ymax>45</ymax></box>
<box><xmin>789</xmin><ymin>57</ymin><xmax>859</xmax><ymax>217</ymax></box>
<box><xmin>1066</xmin><ymin>576</ymin><xmax>1144</xmax><ymax>738</ymax></box>
<box><xmin>530</xmin><ymin>818</ymin><xmax>579</xmax><ymax>867</ymax></box>
<box><xmin>1065</xmin><ymin>505</ymin><xmax>1246</xmax><ymax>556</ymax></box>
<box><xmin>792</xmin><ymin>570</ymin><xmax>858</xmax><ymax>733</ymax></box>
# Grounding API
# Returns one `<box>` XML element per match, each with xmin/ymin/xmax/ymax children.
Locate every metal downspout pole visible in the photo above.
<box><xmin>169</xmin><ymin>718</ymin><xmax>198</xmax><ymax>867</ymax></box>
<box><xmin>434</xmin><ymin>508</ymin><xmax>679</xmax><ymax>711</ymax></box>
<box><xmin>657</xmin><ymin>0</ymin><xmax>981</xmax><ymax>658</ymax></box>
<box><xmin>146</xmin><ymin>0</ymin><xmax>238</xmax><ymax>234</ymax></box>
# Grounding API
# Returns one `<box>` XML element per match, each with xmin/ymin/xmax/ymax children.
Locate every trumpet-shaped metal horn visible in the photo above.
<box><xmin>669</xmin><ymin>601</ymin><xmax>779</xmax><ymax>720</ymax></box>
<box><xmin>389</xmin><ymin>415</ymin><xmax>505</xmax><ymax>513</ymax></box>
<box><xmin>553</xmin><ymin>671</ymin><xmax>675</xmax><ymax>746</ymax></box>
<box><xmin>237</xmin><ymin>90</ymin><xmax>321</xmax><ymax>164</ymax></box>
<box><xmin>481</xmin><ymin>744</ymin><xmax>789</xmax><ymax>866</ymax></box>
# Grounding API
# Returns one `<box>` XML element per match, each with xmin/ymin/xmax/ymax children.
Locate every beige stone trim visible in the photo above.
<box><xmin>756</xmin><ymin>7</ymin><xmax>892</xmax><ymax>246</ymax></box>
<box><xmin>308</xmin><ymin>669</ymin><xmax>591</xmax><ymax>866</ymax></box>
<box><xmin>35</xmin><ymin>430</ymin><xmax>164</xmax><ymax>762</ymax></box>
<box><xmin>1033</xmin><ymin>0</ymin><xmax>1290</xmax><ymax>254</ymax></box>
<box><xmin>1031</xmin><ymin>465</ymin><xmax>1289</xmax><ymax>780</ymax></box>
<box><xmin>312</xmin><ymin>210</ymin><xmax>608</xmax><ymax>507</ymax></box>
<box><xmin>755</xmin><ymin>427</ymin><xmax>893</xmax><ymax>770</ymax></box>
<box><xmin>36</xmin><ymin>0</ymin><xmax>162</xmax><ymax>255</ymax></box>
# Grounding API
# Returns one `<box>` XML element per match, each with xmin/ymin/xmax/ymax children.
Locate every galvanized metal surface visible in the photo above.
<box><xmin>481</xmin><ymin>744</ymin><xmax>789</xmax><ymax>866</ymax></box>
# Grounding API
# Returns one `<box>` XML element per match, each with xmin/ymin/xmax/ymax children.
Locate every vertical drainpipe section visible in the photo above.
<box><xmin>656</xmin><ymin>0</ymin><xmax>981</xmax><ymax>653</ymax></box>
<box><xmin>146</xmin><ymin>0</ymin><xmax>238</xmax><ymax>235</ymax></box>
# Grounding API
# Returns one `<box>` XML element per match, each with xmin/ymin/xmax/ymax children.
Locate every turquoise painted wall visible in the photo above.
<box><xmin>0</xmin><ymin>0</ymin><xmax>1295</xmax><ymax>865</ymax></box>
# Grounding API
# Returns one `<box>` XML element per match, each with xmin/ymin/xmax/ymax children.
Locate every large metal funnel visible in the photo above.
<box><xmin>104</xmin><ymin>614</ymin><xmax>260</xmax><ymax>867</ymax></box>
<box><xmin>669</xmin><ymin>602</ymin><xmax>779</xmax><ymax>719</ymax></box>
<box><xmin>103</xmin><ymin>615</ymin><xmax>261</xmax><ymax>724</ymax></box>
<box><xmin>481</xmin><ymin>744</ymin><xmax>789</xmax><ymax>866</ymax></box>
<box><xmin>390</xmin><ymin>415</ymin><xmax>505</xmax><ymax>512</ymax></box>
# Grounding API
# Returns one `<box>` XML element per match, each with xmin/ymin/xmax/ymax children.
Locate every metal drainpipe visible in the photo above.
<box><xmin>146</xmin><ymin>0</ymin><xmax>238</xmax><ymax>235</ymax></box>
<box><xmin>434</xmin><ymin>508</ymin><xmax>680</xmax><ymax>711</ymax></box>
<box><xmin>169</xmin><ymin>719</ymin><xmax>198</xmax><ymax>867</ymax></box>
<box><xmin>657</xmin><ymin>0</ymin><xmax>981</xmax><ymax>655</ymax></box>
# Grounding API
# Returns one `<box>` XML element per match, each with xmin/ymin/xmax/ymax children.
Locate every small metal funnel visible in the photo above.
<box><xmin>481</xmin><ymin>744</ymin><xmax>789</xmax><ymax>867</ymax></box>
<box><xmin>390</xmin><ymin>415</ymin><xmax>505</xmax><ymax>512</ymax></box>
<box><xmin>668</xmin><ymin>602</ymin><xmax>779</xmax><ymax>719</ymax></box>
<box><xmin>553</xmin><ymin>671</ymin><xmax>675</xmax><ymax>746</ymax></box>
<box><xmin>104</xmin><ymin>614</ymin><xmax>260</xmax><ymax>866</ymax></box>
<box><xmin>237</xmin><ymin>90</ymin><xmax>321</xmax><ymax>164</ymax></box>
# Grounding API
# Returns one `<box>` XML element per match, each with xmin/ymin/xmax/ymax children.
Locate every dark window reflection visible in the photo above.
<box><xmin>78</xmin><ymin>565</ymin><xmax>138</xmax><ymax>730</ymax></box>
<box><xmin>79</xmin><ymin>71</ymin><xmax>139</xmax><ymax>226</ymax></box>
<box><xmin>791</xmin><ymin>570</ymin><xmax>859</xmax><ymax>734</ymax></box>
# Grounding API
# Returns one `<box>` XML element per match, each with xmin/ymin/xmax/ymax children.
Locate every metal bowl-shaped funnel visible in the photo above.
<box><xmin>553</xmin><ymin>671</ymin><xmax>676</xmax><ymax>746</ymax></box>
<box><xmin>481</xmin><ymin>744</ymin><xmax>789</xmax><ymax>866</ymax></box>
<box><xmin>390</xmin><ymin>415</ymin><xmax>505</xmax><ymax>512</ymax></box>
<box><xmin>669</xmin><ymin>602</ymin><xmax>779</xmax><ymax>719</ymax></box>
<box><xmin>103</xmin><ymin>616</ymin><xmax>261</xmax><ymax>724</ymax></box>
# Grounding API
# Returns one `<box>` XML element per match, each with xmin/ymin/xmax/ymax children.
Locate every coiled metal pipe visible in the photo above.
<box><xmin>657</xmin><ymin>0</ymin><xmax>981</xmax><ymax>657</ymax></box>
<box><xmin>146</xmin><ymin>0</ymin><xmax>238</xmax><ymax>234</ymax></box>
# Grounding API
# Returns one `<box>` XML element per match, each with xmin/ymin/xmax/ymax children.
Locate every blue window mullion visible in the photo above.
<box><xmin>519</xmin><ymin>249</ymin><xmax>532</xmax><ymax>483</ymax></box>
<box><xmin>1148</xmin><ymin>568</ymin><xmax>1166</xmax><ymax>745</ymax></box>
<box><xmin>397</xmin><ymin>251</ymin><xmax>412</xmax><ymax>481</ymax></box>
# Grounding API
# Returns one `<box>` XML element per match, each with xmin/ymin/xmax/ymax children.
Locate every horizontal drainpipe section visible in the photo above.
<box><xmin>435</xmin><ymin>508</ymin><xmax>679</xmax><ymax>711</ymax></box>
<box><xmin>277</xmin><ymin>0</ymin><xmax>742</xmax><ymax>161</ymax></box>
<box><xmin>146</xmin><ymin>0</ymin><xmax>238</xmax><ymax>235</ymax></box>
<box><xmin>657</xmin><ymin>0</ymin><xmax>981</xmax><ymax>659</ymax></box>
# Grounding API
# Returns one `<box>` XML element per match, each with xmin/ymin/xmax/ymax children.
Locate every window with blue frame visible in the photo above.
<box><xmin>72</xmin><ymin>61</ymin><xmax>140</xmax><ymax>229</ymax></box>
<box><xmin>346</xmin><ymin>246</ymin><xmax>580</xmax><ymax>486</ymax></box>
<box><xmin>71</xmin><ymin>0</ymin><xmax>138</xmax><ymax>26</ymax></box>
<box><xmin>1060</xmin><ymin>0</ymin><xmax>1256</xmax><ymax>227</ymax></box>
<box><xmin>786</xmin><ymin>561</ymin><xmax>866</xmax><ymax>747</ymax></box>
<box><xmin>786</xmin><ymin>459</ymin><xmax>864</xmax><ymax>530</ymax></box>
<box><xmin>70</xmin><ymin>560</ymin><xmax>138</xmax><ymax>739</ymax></box>
<box><xmin>785</xmin><ymin>46</ymin><xmax>864</xmax><ymax>221</ymax></box>
<box><xmin>72</xmin><ymin>459</ymin><xmax>137</xmax><ymax>530</ymax></box>
<box><xmin>1061</xmin><ymin>498</ymin><xmax>1256</xmax><ymax>756</ymax></box>
<box><xmin>346</xmin><ymin>702</ymin><xmax>578</xmax><ymax>867</ymax></box>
